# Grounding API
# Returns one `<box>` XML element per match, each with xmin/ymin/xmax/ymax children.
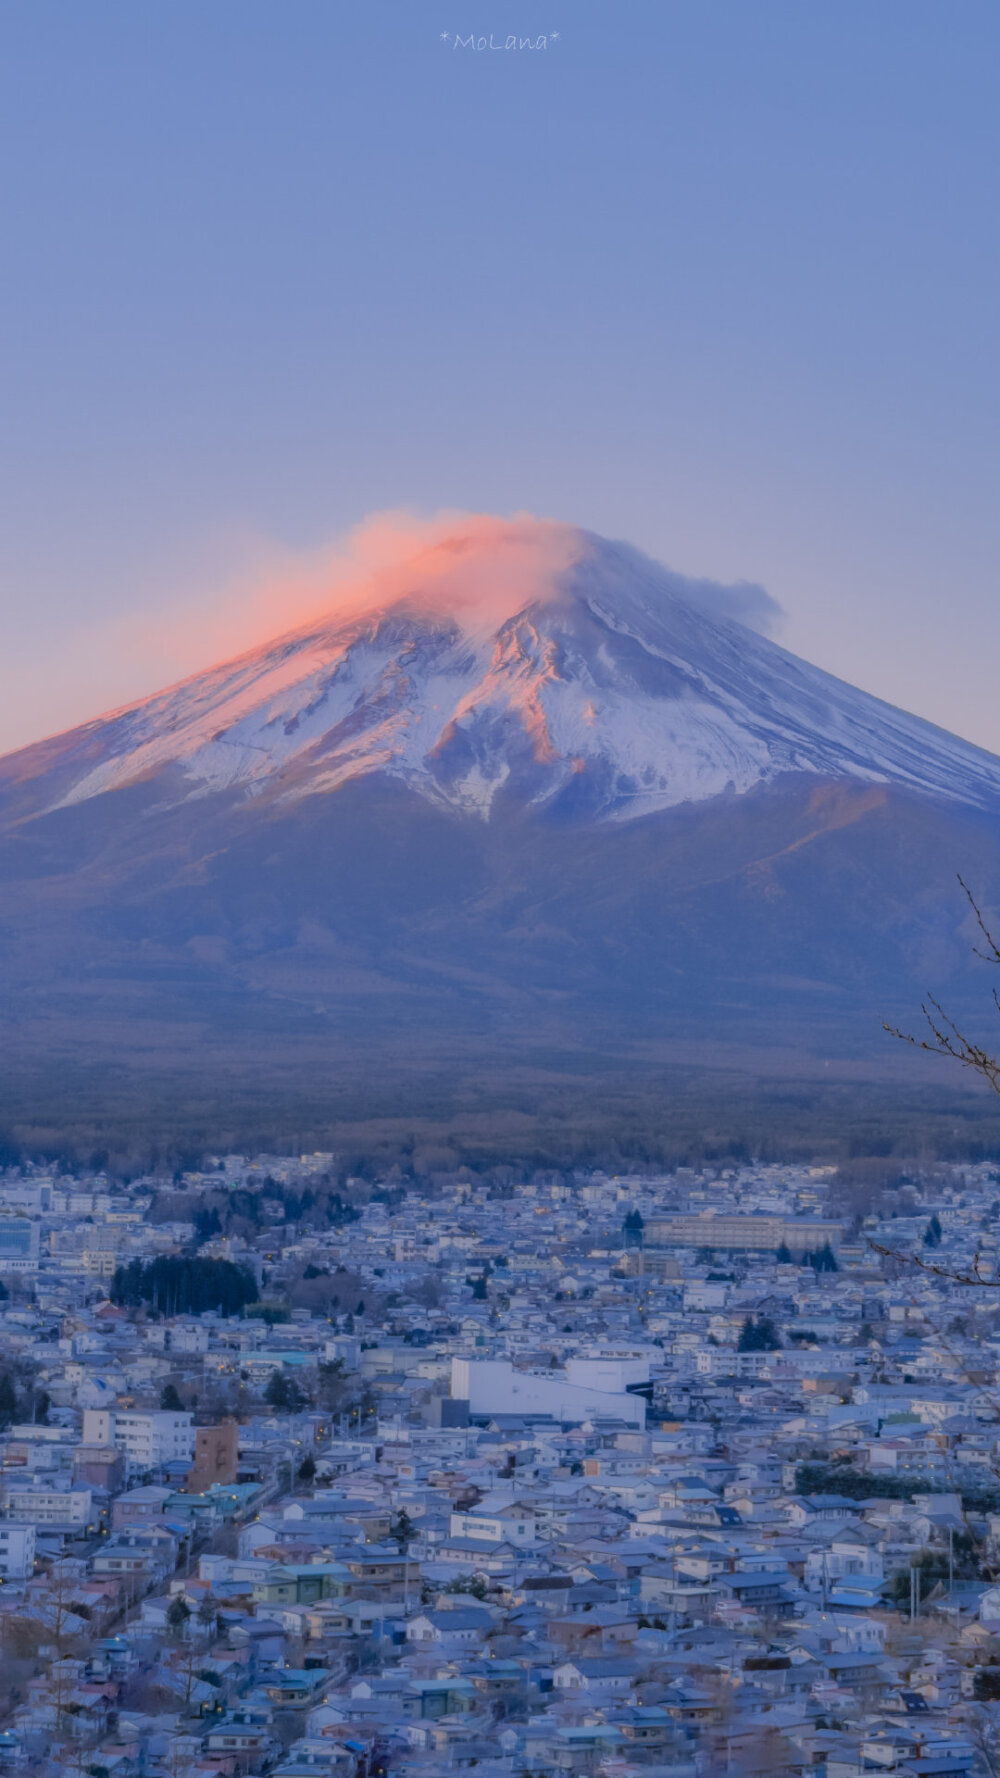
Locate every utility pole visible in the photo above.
<box><xmin>949</xmin><ymin>1524</ymin><xmax>954</xmax><ymax>1599</ymax></box>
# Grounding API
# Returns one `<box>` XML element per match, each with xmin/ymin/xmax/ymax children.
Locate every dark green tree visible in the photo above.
<box><xmin>802</xmin><ymin>1244</ymin><xmax>839</xmax><ymax>1272</ymax></box>
<box><xmin>193</xmin><ymin>1205</ymin><xmax>222</xmax><ymax>1245</ymax></box>
<box><xmin>623</xmin><ymin>1210</ymin><xmax>645</xmax><ymax>1249</ymax></box>
<box><xmin>160</xmin><ymin>1382</ymin><xmax>184</xmax><ymax>1411</ymax></box>
<box><xmin>391</xmin><ymin>1509</ymin><xmax>415</xmax><ymax>1550</ymax></box>
<box><xmin>265</xmin><ymin>1369</ymin><xmax>307</xmax><ymax>1412</ymax></box>
<box><xmin>738</xmin><ymin>1315</ymin><xmax>781</xmax><ymax>1352</ymax></box>
<box><xmin>316</xmin><ymin>1359</ymin><xmax>348</xmax><ymax>1412</ymax></box>
<box><xmin>0</xmin><ymin>1374</ymin><xmax>18</xmax><ymax>1427</ymax></box>
<box><xmin>265</xmin><ymin>1370</ymin><xmax>291</xmax><ymax>1409</ymax></box>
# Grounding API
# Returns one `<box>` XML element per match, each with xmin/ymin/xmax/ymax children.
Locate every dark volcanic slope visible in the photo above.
<box><xmin>2</xmin><ymin>765</ymin><xmax>1000</xmax><ymax>1133</ymax></box>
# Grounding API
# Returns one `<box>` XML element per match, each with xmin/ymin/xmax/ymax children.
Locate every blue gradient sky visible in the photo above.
<box><xmin>2</xmin><ymin>0</ymin><xmax>998</xmax><ymax>753</ymax></box>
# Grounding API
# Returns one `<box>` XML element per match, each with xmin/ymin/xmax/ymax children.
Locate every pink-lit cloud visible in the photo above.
<box><xmin>1</xmin><ymin>510</ymin><xmax>586</xmax><ymax>754</ymax></box>
<box><xmin>0</xmin><ymin>510</ymin><xmax>783</xmax><ymax>755</ymax></box>
<box><xmin>117</xmin><ymin>509</ymin><xmax>585</xmax><ymax>686</ymax></box>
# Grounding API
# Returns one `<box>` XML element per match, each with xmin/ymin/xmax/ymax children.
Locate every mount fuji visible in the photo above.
<box><xmin>11</xmin><ymin>518</ymin><xmax>1000</xmax><ymax>826</ymax></box>
<box><xmin>3</xmin><ymin>516</ymin><xmax>1000</xmax><ymax>1149</ymax></box>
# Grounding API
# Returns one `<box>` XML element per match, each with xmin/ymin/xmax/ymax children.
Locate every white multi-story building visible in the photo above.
<box><xmin>643</xmin><ymin>1213</ymin><xmax>842</xmax><ymax>1253</ymax></box>
<box><xmin>0</xmin><ymin>1217</ymin><xmax>40</xmax><ymax>1272</ymax></box>
<box><xmin>0</xmin><ymin>1522</ymin><xmax>36</xmax><ymax>1578</ymax></box>
<box><xmin>805</xmin><ymin>1537</ymin><xmax>884</xmax><ymax>1592</ymax></box>
<box><xmin>1</xmin><ymin>1484</ymin><xmax>93</xmax><ymax>1531</ymax></box>
<box><xmin>564</xmin><ymin>1350</ymin><xmax>651</xmax><ymax>1393</ymax></box>
<box><xmin>58</xmin><ymin>1191</ymin><xmax>114</xmax><ymax>1217</ymax></box>
<box><xmin>81</xmin><ymin>1409</ymin><xmax>194</xmax><ymax>1473</ymax></box>
<box><xmin>0</xmin><ymin>1178</ymin><xmax>54</xmax><ymax>1214</ymax></box>
<box><xmin>450</xmin><ymin>1358</ymin><xmax>646</xmax><ymax>1428</ymax></box>
<box><xmin>449</xmin><ymin>1503</ymin><xmax>537</xmax><ymax>1546</ymax></box>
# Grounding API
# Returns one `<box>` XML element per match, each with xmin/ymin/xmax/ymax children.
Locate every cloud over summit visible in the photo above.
<box><xmin>3</xmin><ymin>510</ymin><xmax>784</xmax><ymax>752</ymax></box>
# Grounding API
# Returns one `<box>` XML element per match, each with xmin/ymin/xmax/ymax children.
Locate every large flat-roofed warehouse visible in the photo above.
<box><xmin>643</xmin><ymin>1214</ymin><xmax>842</xmax><ymax>1252</ymax></box>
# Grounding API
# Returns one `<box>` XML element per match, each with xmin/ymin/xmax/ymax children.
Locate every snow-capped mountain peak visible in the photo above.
<box><xmin>10</xmin><ymin>518</ymin><xmax>1000</xmax><ymax>822</ymax></box>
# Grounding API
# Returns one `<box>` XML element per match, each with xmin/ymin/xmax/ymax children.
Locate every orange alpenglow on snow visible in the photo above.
<box><xmin>4</xmin><ymin>511</ymin><xmax>1000</xmax><ymax>827</ymax></box>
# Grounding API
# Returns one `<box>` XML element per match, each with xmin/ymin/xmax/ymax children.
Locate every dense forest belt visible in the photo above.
<box><xmin>2</xmin><ymin>1034</ymin><xmax>999</xmax><ymax>1174</ymax></box>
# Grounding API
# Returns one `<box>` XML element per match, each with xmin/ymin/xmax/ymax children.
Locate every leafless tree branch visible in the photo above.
<box><xmin>884</xmin><ymin>879</ymin><xmax>1000</xmax><ymax>1097</ymax></box>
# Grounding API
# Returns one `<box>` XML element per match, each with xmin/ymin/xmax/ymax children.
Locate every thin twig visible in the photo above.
<box><xmin>884</xmin><ymin>879</ymin><xmax>1000</xmax><ymax>1096</ymax></box>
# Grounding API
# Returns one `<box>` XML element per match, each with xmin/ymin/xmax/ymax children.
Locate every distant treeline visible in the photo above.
<box><xmin>796</xmin><ymin>1463</ymin><xmax>914</xmax><ymax>1500</ymax></box>
<box><xmin>796</xmin><ymin>1462</ymin><xmax>1000</xmax><ymax>1514</ymax></box>
<box><xmin>7</xmin><ymin>1062</ymin><xmax>1000</xmax><ymax>1177</ymax></box>
<box><xmin>111</xmin><ymin>1256</ymin><xmax>258</xmax><ymax>1317</ymax></box>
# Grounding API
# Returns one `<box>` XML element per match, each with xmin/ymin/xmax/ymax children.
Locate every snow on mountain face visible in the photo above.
<box><xmin>26</xmin><ymin>520</ymin><xmax>1000</xmax><ymax>823</ymax></box>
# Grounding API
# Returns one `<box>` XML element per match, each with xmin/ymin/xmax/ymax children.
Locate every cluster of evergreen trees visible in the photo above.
<box><xmin>775</xmin><ymin>1241</ymin><xmax>838</xmax><ymax>1270</ymax></box>
<box><xmin>264</xmin><ymin>1369</ymin><xmax>309</xmax><ymax>1411</ymax></box>
<box><xmin>801</xmin><ymin>1243</ymin><xmax>838</xmax><ymax>1272</ymax></box>
<box><xmin>737</xmin><ymin>1314</ymin><xmax>781</xmax><ymax>1351</ymax></box>
<box><xmin>185</xmin><ymin>1179</ymin><xmax>362</xmax><ymax>1246</ymax></box>
<box><xmin>796</xmin><ymin>1461</ymin><xmax>1000</xmax><ymax>1515</ymax></box>
<box><xmin>0</xmin><ymin>1370</ymin><xmax>49</xmax><ymax>1428</ymax></box>
<box><xmin>111</xmin><ymin>1255</ymin><xmax>258</xmax><ymax>1317</ymax></box>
